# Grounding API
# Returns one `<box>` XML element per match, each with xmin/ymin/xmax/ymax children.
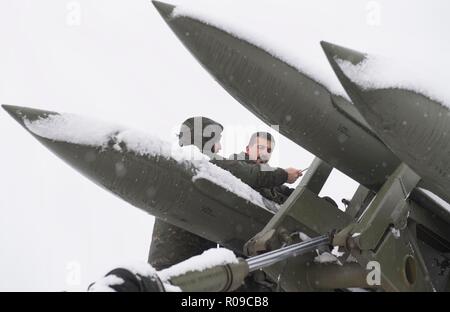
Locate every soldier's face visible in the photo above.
<box><xmin>247</xmin><ymin>137</ymin><xmax>273</xmax><ymax>164</ymax></box>
<box><xmin>213</xmin><ymin>141</ymin><xmax>222</xmax><ymax>153</ymax></box>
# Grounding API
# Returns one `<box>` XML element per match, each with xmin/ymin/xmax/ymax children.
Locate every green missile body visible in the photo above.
<box><xmin>151</xmin><ymin>1</ymin><xmax>401</xmax><ymax>191</ymax></box>
<box><xmin>1</xmin><ymin>104</ymin><xmax>275</xmax><ymax>253</ymax></box>
<box><xmin>321</xmin><ymin>41</ymin><xmax>450</xmax><ymax>205</ymax></box>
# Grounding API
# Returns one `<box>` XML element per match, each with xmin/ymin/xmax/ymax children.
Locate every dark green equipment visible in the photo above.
<box><xmin>3</xmin><ymin>0</ymin><xmax>450</xmax><ymax>292</ymax></box>
<box><xmin>149</xmin><ymin>0</ymin><xmax>450</xmax><ymax>291</ymax></box>
<box><xmin>321</xmin><ymin>41</ymin><xmax>450</xmax><ymax>205</ymax></box>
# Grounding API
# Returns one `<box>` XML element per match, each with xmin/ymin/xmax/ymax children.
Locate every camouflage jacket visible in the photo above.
<box><xmin>212</xmin><ymin>152</ymin><xmax>294</xmax><ymax>204</ymax></box>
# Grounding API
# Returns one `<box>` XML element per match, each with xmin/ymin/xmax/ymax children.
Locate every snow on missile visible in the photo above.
<box><xmin>171</xmin><ymin>1</ymin><xmax>349</xmax><ymax>100</ymax></box>
<box><xmin>157</xmin><ymin>247</ymin><xmax>238</xmax><ymax>281</ymax></box>
<box><xmin>23</xmin><ymin>112</ymin><xmax>276</xmax><ymax>210</ymax></box>
<box><xmin>89</xmin><ymin>248</ymin><xmax>238</xmax><ymax>292</ymax></box>
<box><xmin>322</xmin><ymin>41</ymin><xmax>450</xmax><ymax>205</ymax></box>
<box><xmin>314</xmin><ymin>251</ymin><xmax>342</xmax><ymax>266</ymax></box>
<box><xmin>336</xmin><ymin>56</ymin><xmax>450</xmax><ymax>110</ymax></box>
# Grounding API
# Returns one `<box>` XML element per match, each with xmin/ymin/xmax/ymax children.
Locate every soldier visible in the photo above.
<box><xmin>89</xmin><ymin>116</ymin><xmax>224</xmax><ymax>292</ymax></box>
<box><xmin>148</xmin><ymin>117</ymin><xmax>303</xmax><ymax>291</ymax></box>
<box><xmin>212</xmin><ymin>131</ymin><xmax>302</xmax><ymax>205</ymax></box>
<box><xmin>149</xmin><ymin>116</ymin><xmax>223</xmax><ymax>271</ymax></box>
<box><xmin>150</xmin><ymin>118</ymin><xmax>303</xmax><ymax>270</ymax></box>
<box><xmin>89</xmin><ymin>117</ymin><xmax>304</xmax><ymax>292</ymax></box>
<box><xmin>216</xmin><ymin>131</ymin><xmax>338</xmax><ymax>209</ymax></box>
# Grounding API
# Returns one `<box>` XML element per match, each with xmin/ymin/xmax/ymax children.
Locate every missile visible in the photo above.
<box><xmin>1</xmin><ymin>104</ymin><xmax>274</xmax><ymax>252</ymax></box>
<box><xmin>151</xmin><ymin>1</ymin><xmax>401</xmax><ymax>191</ymax></box>
<box><xmin>320</xmin><ymin>41</ymin><xmax>450</xmax><ymax>205</ymax></box>
<box><xmin>3</xmin><ymin>104</ymin><xmax>353</xmax><ymax>292</ymax></box>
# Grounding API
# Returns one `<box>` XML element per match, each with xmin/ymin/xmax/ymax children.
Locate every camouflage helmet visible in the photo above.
<box><xmin>178</xmin><ymin>116</ymin><xmax>223</xmax><ymax>155</ymax></box>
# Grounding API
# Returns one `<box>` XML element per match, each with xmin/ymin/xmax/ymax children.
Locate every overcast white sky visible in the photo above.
<box><xmin>0</xmin><ymin>0</ymin><xmax>448</xmax><ymax>291</ymax></box>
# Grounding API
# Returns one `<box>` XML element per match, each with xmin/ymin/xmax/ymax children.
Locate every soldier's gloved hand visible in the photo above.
<box><xmin>285</xmin><ymin>167</ymin><xmax>302</xmax><ymax>183</ymax></box>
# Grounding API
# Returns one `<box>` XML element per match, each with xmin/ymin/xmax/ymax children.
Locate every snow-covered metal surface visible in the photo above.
<box><xmin>314</xmin><ymin>252</ymin><xmax>342</xmax><ymax>266</ymax></box>
<box><xmin>24</xmin><ymin>113</ymin><xmax>276</xmax><ymax>210</ymax></box>
<box><xmin>157</xmin><ymin>248</ymin><xmax>238</xmax><ymax>281</ymax></box>
<box><xmin>172</xmin><ymin>0</ymin><xmax>450</xmax><ymax>109</ymax></box>
<box><xmin>172</xmin><ymin>2</ymin><xmax>349</xmax><ymax>99</ymax></box>
<box><xmin>336</xmin><ymin>56</ymin><xmax>450</xmax><ymax>109</ymax></box>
